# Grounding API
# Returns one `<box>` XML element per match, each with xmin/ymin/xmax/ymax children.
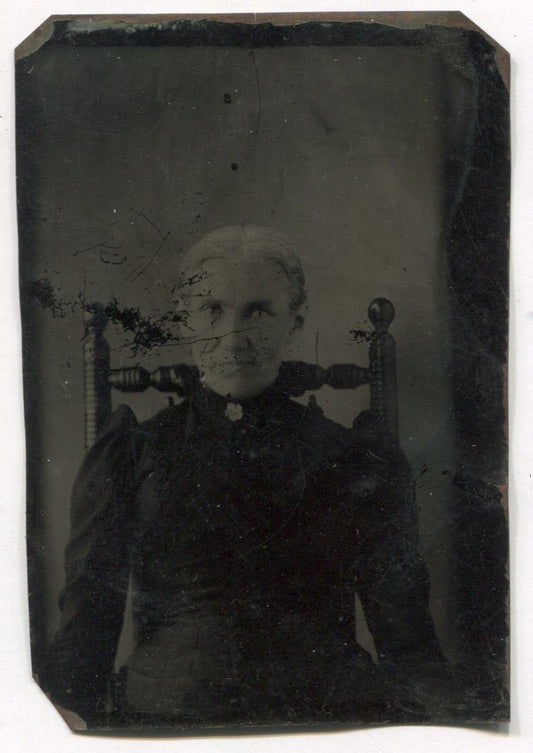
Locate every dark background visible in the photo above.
<box><xmin>16</xmin><ymin>18</ymin><xmax>509</xmax><ymax>712</ymax></box>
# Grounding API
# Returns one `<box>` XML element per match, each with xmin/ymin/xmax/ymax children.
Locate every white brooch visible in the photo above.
<box><xmin>224</xmin><ymin>402</ymin><xmax>243</xmax><ymax>422</ymax></box>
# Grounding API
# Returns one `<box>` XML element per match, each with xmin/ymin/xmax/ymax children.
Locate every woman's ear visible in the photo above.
<box><xmin>287</xmin><ymin>306</ymin><xmax>306</xmax><ymax>344</ymax></box>
<box><xmin>291</xmin><ymin>313</ymin><xmax>305</xmax><ymax>332</ymax></box>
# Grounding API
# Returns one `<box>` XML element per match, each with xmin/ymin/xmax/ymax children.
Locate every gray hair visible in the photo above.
<box><xmin>175</xmin><ymin>225</ymin><xmax>307</xmax><ymax>312</ymax></box>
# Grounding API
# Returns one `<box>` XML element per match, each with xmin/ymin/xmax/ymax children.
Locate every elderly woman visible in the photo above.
<box><xmin>45</xmin><ymin>226</ymin><xmax>444</xmax><ymax>727</ymax></box>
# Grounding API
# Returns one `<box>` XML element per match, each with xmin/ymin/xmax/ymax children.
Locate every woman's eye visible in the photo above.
<box><xmin>201</xmin><ymin>304</ymin><xmax>222</xmax><ymax>319</ymax></box>
<box><xmin>249</xmin><ymin>306</ymin><xmax>272</xmax><ymax>319</ymax></box>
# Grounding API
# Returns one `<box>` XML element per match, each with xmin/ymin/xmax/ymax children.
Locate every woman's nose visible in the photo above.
<box><xmin>226</xmin><ymin>328</ymin><xmax>254</xmax><ymax>355</ymax></box>
<box><xmin>223</xmin><ymin>313</ymin><xmax>255</xmax><ymax>354</ymax></box>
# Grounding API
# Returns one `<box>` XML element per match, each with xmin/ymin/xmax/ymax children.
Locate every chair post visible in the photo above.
<box><xmin>83</xmin><ymin>305</ymin><xmax>111</xmax><ymax>449</ymax></box>
<box><xmin>368</xmin><ymin>298</ymin><xmax>398</xmax><ymax>439</ymax></box>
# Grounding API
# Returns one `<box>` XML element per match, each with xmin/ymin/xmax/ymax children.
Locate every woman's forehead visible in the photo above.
<box><xmin>181</xmin><ymin>256</ymin><xmax>291</xmax><ymax>299</ymax></box>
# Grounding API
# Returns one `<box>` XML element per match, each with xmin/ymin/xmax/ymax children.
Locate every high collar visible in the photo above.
<box><xmin>189</xmin><ymin>381</ymin><xmax>296</xmax><ymax>428</ymax></box>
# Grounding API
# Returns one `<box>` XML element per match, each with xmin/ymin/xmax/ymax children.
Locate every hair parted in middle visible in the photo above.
<box><xmin>174</xmin><ymin>225</ymin><xmax>307</xmax><ymax>312</ymax></box>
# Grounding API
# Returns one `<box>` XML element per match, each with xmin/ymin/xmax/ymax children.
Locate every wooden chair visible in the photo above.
<box><xmin>82</xmin><ymin>297</ymin><xmax>398</xmax><ymax>449</ymax></box>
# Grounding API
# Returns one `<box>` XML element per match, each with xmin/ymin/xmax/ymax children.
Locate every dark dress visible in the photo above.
<box><xmin>44</xmin><ymin>385</ymin><xmax>444</xmax><ymax>727</ymax></box>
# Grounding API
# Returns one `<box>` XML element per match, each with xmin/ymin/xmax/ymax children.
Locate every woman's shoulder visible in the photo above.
<box><xmin>138</xmin><ymin>400</ymin><xmax>189</xmax><ymax>429</ymax></box>
<box><xmin>134</xmin><ymin>400</ymin><xmax>191</xmax><ymax>448</ymax></box>
<box><xmin>294</xmin><ymin>402</ymin><xmax>409</xmax><ymax>476</ymax></box>
<box><xmin>93</xmin><ymin>400</ymin><xmax>186</xmax><ymax>435</ymax></box>
<box><xmin>88</xmin><ymin>401</ymin><xmax>191</xmax><ymax>463</ymax></box>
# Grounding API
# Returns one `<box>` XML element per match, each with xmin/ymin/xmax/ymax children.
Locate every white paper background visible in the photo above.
<box><xmin>2</xmin><ymin>2</ymin><xmax>531</xmax><ymax>751</ymax></box>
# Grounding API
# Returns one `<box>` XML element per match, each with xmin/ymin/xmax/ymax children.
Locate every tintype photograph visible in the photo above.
<box><xmin>16</xmin><ymin>13</ymin><xmax>509</xmax><ymax>732</ymax></box>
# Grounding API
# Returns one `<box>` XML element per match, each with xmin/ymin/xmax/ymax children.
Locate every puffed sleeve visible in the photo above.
<box><xmin>349</xmin><ymin>412</ymin><xmax>444</xmax><ymax>670</ymax></box>
<box><xmin>44</xmin><ymin>405</ymin><xmax>141</xmax><ymax>721</ymax></box>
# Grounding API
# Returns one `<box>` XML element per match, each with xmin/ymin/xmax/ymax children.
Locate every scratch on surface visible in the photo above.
<box><xmin>121</xmin><ymin>207</ymin><xmax>175</xmax><ymax>284</ymax></box>
<box><xmin>74</xmin><ymin>241</ymin><xmax>134</xmax><ymax>266</ymax></box>
<box><xmin>249</xmin><ymin>48</ymin><xmax>263</xmax><ymax>137</ymax></box>
<box><xmin>127</xmin><ymin>233</ymin><xmax>171</xmax><ymax>283</ymax></box>
<box><xmin>180</xmin><ymin>327</ymin><xmax>262</xmax><ymax>348</ymax></box>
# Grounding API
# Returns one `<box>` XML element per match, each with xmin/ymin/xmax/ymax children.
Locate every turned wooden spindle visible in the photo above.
<box><xmin>109</xmin><ymin>364</ymin><xmax>200</xmax><ymax>396</ymax></box>
<box><xmin>83</xmin><ymin>305</ymin><xmax>112</xmax><ymax>450</ymax></box>
<box><xmin>276</xmin><ymin>361</ymin><xmax>370</xmax><ymax>395</ymax></box>
<box><xmin>368</xmin><ymin>297</ymin><xmax>398</xmax><ymax>438</ymax></box>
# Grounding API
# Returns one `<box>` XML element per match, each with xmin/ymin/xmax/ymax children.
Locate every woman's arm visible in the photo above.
<box><xmin>348</xmin><ymin>417</ymin><xmax>444</xmax><ymax>668</ymax></box>
<box><xmin>44</xmin><ymin>405</ymin><xmax>140</xmax><ymax>722</ymax></box>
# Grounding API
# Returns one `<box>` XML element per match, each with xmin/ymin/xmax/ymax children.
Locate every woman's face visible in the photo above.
<box><xmin>179</xmin><ymin>256</ymin><xmax>303</xmax><ymax>400</ymax></box>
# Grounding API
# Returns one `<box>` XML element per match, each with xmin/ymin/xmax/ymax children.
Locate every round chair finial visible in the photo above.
<box><xmin>368</xmin><ymin>298</ymin><xmax>395</xmax><ymax>329</ymax></box>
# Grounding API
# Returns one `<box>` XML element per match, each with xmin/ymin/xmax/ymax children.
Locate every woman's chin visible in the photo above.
<box><xmin>201</xmin><ymin>370</ymin><xmax>277</xmax><ymax>401</ymax></box>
